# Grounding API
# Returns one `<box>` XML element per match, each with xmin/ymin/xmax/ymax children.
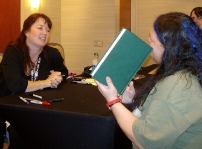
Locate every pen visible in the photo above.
<box><xmin>24</xmin><ymin>98</ymin><xmax>41</xmax><ymax>102</ymax></box>
<box><xmin>48</xmin><ymin>98</ymin><xmax>64</xmax><ymax>103</ymax></box>
<box><xmin>29</xmin><ymin>93</ymin><xmax>42</xmax><ymax>99</ymax></box>
<box><xmin>29</xmin><ymin>100</ymin><xmax>51</xmax><ymax>106</ymax></box>
<box><xmin>19</xmin><ymin>96</ymin><xmax>29</xmax><ymax>104</ymax></box>
<box><xmin>71</xmin><ymin>81</ymin><xmax>90</xmax><ymax>84</ymax></box>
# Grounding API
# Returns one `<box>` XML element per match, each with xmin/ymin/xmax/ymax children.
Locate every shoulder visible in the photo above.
<box><xmin>3</xmin><ymin>45</ymin><xmax>23</xmax><ymax>59</ymax></box>
<box><xmin>44</xmin><ymin>45</ymin><xmax>59</xmax><ymax>53</ymax></box>
<box><xmin>4</xmin><ymin>45</ymin><xmax>22</xmax><ymax>53</ymax></box>
<box><xmin>153</xmin><ymin>71</ymin><xmax>202</xmax><ymax>122</ymax></box>
<box><xmin>156</xmin><ymin>71</ymin><xmax>200</xmax><ymax>92</ymax></box>
<box><xmin>154</xmin><ymin>71</ymin><xmax>202</xmax><ymax>98</ymax></box>
<box><xmin>151</xmin><ymin>70</ymin><xmax>202</xmax><ymax>108</ymax></box>
<box><xmin>43</xmin><ymin>45</ymin><xmax>61</xmax><ymax>57</ymax></box>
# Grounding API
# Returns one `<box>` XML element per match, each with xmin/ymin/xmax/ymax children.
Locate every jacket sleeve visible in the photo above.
<box><xmin>1</xmin><ymin>45</ymin><xmax>28</xmax><ymax>94</ymax></box>
<box><xmin>46</xmin><ymin>46</ymin><xmax>68</xmax><ymax>80</ymax></box>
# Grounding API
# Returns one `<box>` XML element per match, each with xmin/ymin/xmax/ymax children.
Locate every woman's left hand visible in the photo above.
<box><xmin>119</xmin><ymin>81</ymin><xmax>136</xmax><ymax>104</ymax></box>
<box><xmin>48</xmin><ymin>70</ymin><xmax>63</xmax><ymax>88</ymax></box>
<box><xmin>95</xmin><ymin>76</ymin><xmax>118</xmax><ymax>102</ymax></box>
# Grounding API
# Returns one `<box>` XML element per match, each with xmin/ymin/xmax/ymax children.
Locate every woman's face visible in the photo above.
<box><xmin>148</xmin><ymin>28</ymin><xmax>165</xmax><ymax>64</ymax></box>
<box><xmin>191</xmin><ymin>11</ymin><xmax>202</xmax><ymax>29</ymax></box>
<box><xmin>25</xmin><ymin>17</ymin><xmax>50</xmax><ymax>49</ymax></box>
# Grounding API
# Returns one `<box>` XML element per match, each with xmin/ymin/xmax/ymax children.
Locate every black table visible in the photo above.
<box><xmin>0</xmin><ymin>79</ymin><xmax>132</xmax><ymax>149</ymax></box>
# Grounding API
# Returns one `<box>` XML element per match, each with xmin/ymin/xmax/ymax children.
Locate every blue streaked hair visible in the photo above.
<box><xmin>134</xmin><ymin>12</ymin><xmax>202</xmax><ymax>109</ymax></box>
<box><xmin>153</xmin><ymin>12</ymin><xmax>202</xmax><ymax>82</ymax></box>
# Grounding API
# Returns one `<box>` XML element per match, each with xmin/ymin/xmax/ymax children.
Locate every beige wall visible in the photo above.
<box><xmin>21</xmin><ymin>0</ymin><xmax>61</xmax><ymax>43</ymax></box>
<box><xmin>131</xmin><ymin>0</ymin><xmax>202</xmax><ymax>66</ymax></box>
<box><xmin>3</xmin><ymin>0</ymin><xmax>199</xmax><ymax>73</ymax></box>
<box><xmin>61</xmin><ymin>0</ymin><xmax>119</xmax><ymax>73</ymax></box>
<box><xmin>20</xmin><ymin>0</ymin><xmax>119</xmax><ymax>74</ymax></box>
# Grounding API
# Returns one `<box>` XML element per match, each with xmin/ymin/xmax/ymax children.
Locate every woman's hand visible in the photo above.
<box><xmin>119</xmin><ymin>81</ymin><xmax>136</xmax><ymax>104</ymax></box>
<box><xmin>46</xmin><ymin>70</ymin><xmax>63</xmax><ymax>88</ymax></box>
<box><xmin>95</xmin><ymin>76</ymin><xmax>118</xmax><ymax>102</ymax></box>
<box><xmin>26</xmin><ymin>70</ymin><xmax>63</xmax><ymax>92</ymax></box>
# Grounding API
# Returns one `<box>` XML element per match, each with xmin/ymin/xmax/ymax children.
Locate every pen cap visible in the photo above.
<box><xmin>29</xmin><ymin>93</ymin><xmax>42</xmax><ymax>99</ymax></box>
<box><xmin>42</xmin><ymin>102</ymin><xmax>51</xmax><ymax>106</ymax></box>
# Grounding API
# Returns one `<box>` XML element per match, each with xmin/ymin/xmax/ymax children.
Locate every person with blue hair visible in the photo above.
<box><xmin>96</xmin><ymin>12</ymin><xmax>202</xmax><ymax>148</ymax></box>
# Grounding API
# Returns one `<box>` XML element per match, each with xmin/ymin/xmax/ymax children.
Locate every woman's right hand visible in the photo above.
<box><xmin>95</xmin><ymin>76</ymin><xmax>118</xmax><ymax>102</ymax></box>
<box><xmin>26</xmin><ymin>70</ymin><xmax>63</xmax><ymax>92</ymax></box>
<box><xmin>46</xmin><ymin>70</ymin><xmax>63</xmax><ymax>88</ymax></box>
<box><xmin>119</xmin><ymin>81</ymin><xmax>136</xmax><ymax>104</ymax></box>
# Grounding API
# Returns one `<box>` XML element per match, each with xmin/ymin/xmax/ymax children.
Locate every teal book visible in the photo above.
<box><xmin>91</xmin><ymin>28</ymin><xmax>152</xmax><ymax>94</ymax></box>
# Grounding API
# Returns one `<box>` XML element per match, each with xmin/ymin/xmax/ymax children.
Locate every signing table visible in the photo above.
<box><xmin>0</xmin><ymin>79</ymin><xmax>132</xmax><ymax>149</ymax></box>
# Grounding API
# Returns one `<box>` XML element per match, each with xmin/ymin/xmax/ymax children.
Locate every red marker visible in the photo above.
<box><xmin>30</xmin><ymin>100</ymin><xmax>51</xmax><ymax>106</ymax></box>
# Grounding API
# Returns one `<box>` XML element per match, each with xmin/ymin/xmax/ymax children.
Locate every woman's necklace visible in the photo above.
<box><xmin>33</xmin><ymin>58</ymin><xmax>38</xmax><ymax>65</ymax></box>
<box><xmin>30</xmin><ymin>57</ymin><xmax>41</xmax><ymax>81</ymax></box>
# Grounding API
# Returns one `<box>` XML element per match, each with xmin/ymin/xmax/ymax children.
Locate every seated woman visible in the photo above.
<box><xmin>0</xmin><ymin>13</ymin><xmax>68</xmax><ymax>148</ymax></box>
<box><xmin>0</xmin><ymin>13</ymin><xmax>68</xmax><ymax>97</ymax></box>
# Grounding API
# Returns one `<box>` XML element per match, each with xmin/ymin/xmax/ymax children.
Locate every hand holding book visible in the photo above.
<box><xmin>91</xmin><ymin>28</ymin><xmax>152</xmax><ymax>94</ymax></box>
<box><xmin>95</xmin><ymin>77</ymin><xmax>118</xmax><ymax>102</ymax></box>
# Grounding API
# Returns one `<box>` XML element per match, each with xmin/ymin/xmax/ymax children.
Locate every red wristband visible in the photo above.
<box><xmin>106</xmin><ymin>98</ymin><xmax>121</xmax><ymax>109</ymax></box>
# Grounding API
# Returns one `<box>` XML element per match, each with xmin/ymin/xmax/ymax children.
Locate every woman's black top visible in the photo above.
<box><xmin>0</xmin><ymin>45</ymin><xmax>68</xmax><ymax>97</ymax></box>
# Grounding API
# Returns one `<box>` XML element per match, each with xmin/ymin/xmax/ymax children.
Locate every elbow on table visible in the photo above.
<box><xmin>7</xmin><ymin>81</ymin><xmax>27</xmax><ymax>94</ymax></box>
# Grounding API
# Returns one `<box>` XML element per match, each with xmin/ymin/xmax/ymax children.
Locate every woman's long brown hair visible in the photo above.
<box><xmin>9</xmin><ymin>13</ymin><xmax>52</xmax><ymax>75</ymax></box>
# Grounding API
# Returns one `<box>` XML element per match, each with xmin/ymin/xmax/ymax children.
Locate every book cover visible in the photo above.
<box><xmin>91</xmin><ymin>28</ymin><xmax>152</xmax><ymax>94</ymax></box>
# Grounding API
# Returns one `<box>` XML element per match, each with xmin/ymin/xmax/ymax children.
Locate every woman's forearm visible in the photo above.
<box><xmin>26</xmin><ymin>80</ymin><xmax>49</xmax><ymax>92</ymax></box>
<box><xmin>110</xmin><ymin>102</ymin><xmax>144</xmax><ymax>149</ymax></box>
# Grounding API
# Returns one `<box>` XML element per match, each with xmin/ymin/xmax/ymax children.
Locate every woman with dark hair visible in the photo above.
<box><xmin>96</xmin><ymin>12</ymin><xmax>202</xmax><ymax>148</ymax></box>
<box><xmin>190</xmin><ymin>7</ymin><xmax>202</xmax><ymax>29</ymax></box>
<box><xmin>0</xmin><ymin>13</ymin><xmax>68</xmax><ymax>97</ymax></box>
<box><xmin>0</xmin><ymin>13</ymin><xmax>68</xmax><ymax>148</ymax></box>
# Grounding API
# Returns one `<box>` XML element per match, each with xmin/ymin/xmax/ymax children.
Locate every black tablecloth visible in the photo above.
<box><xmin>0</xmin><ymin>79</ymin><xmax>132</xmax><ymax>149</ymax></box>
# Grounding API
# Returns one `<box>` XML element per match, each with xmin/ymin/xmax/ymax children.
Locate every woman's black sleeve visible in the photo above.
<box><xmin>1</xmin><ymin>46</ymin><xmax>28</xmax><ymax>94</ymax></box>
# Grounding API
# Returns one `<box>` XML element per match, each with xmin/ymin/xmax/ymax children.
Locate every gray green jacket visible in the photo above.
<box><xmin>132</xmin><ymin>71</ymin><xmax>202</xmax><ymax>149</ymax></box>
